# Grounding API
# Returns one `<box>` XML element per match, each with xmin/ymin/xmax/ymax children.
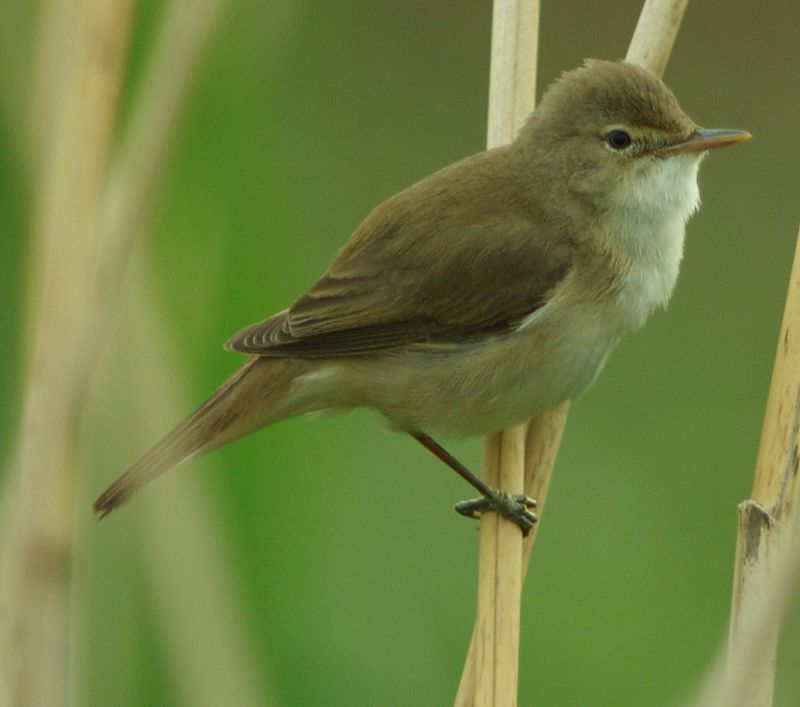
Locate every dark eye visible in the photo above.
<box><xmin>605</xmin><ymin>129</ymin><xmax>632</xmax><ymax>150</ymax></box>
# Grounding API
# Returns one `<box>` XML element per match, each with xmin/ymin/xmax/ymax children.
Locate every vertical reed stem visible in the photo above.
<box><xmin>457</xmin><ymin>0</ymin><xmax>688</xmax><ymax>703</ymax></box>
<box><xmin>709</xmin><ymin>224</ymin><xmax>800</xmax><ymax>707</ymax></box>
<box><xmin>458</xmin><ymin>3</ymin><xmax>539</xmax><ymax>705</ymax></box>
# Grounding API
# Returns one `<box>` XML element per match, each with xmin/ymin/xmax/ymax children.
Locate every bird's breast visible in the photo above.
<box><xmin>307</xmin><ymin>288</ymin><xmax>621</xmax><ymax>437</ymax></box>
<box><xmin>605</xmin><ymin>221</ymin><xmax>685</xmax><ymax>332</ymax></box>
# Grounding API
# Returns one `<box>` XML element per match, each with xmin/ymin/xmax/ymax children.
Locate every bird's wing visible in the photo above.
<box><xmin>226</xmin><ymin>150</ymin><xmax>574</xmax><ymax>358</ymax></box>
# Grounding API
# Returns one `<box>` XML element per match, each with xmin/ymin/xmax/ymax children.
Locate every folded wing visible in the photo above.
<box><xmin>226</xmin><ymin>149</ymin><xmax>574</xmax><ymax>358</ymax></box>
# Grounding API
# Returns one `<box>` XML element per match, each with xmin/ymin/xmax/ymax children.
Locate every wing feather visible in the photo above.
<box><xmin>226</xmin><ymin>148</ymin><xmax>574</xmax><ymax>358</ymax></box>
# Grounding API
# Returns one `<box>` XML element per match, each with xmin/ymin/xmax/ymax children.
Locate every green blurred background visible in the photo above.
<box><xmin>2</xmin><ymin>1</ymin><xmax>799</xmax><ymax>705</ymax></box>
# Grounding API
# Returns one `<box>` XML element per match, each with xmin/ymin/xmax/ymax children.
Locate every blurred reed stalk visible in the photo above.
<box><xmin>1</xmin><ymin>0</ymin><xmax>271</xmax><ymax>704</ymax></box>
<box><xmin>0</xmin><ymin>2</ymin><xmax>35</xmax><ymax>173</ymax></box>
<box><xmin>89</xmin><ymin>0</ymin><xmax>273</xmax><ymax>703</ymax></box>
<box><xmin>457</xmin><ymin>0</ymin><xmax>688</xmax><ymax>704</ymax></box>
<box><xmin>687</xmin><ymin>225</ymin><xmax>800</xmax><ymax>707</ymax></box>
<box><xmin>0</xmin><ymin>2</ymin><xmax>134</xmax><ymax>704</ymax></box>
<box><xmin>109</xmin><ymin>262</ymin><xmax>273</xmax><ymax>707</ymax></box>
<box><xmin>100</xmin><ymin>0</ymin><xmax>232</xmax><ymax>279</ymax></box>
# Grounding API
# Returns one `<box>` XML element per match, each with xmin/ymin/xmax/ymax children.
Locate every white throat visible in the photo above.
<box><xmin>604</xmin><ymin>153</ymin><xmax>703</xmax><ymax>330</ymax></box>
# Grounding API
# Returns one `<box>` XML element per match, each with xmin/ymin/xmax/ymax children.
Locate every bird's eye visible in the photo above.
<box><xmin>605</xmin><ymin>129</ymin><xmax>632</xmax><ymax>150</ymax></box>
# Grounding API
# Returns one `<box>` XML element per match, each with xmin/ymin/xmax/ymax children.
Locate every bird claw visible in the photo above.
<box><xmin>455</xmin><ymin>490</ymin><xmax>538</xmax><ymax>536</ymax></box>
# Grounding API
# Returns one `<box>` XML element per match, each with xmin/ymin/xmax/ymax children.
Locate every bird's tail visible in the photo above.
<box><xmin>92</xmin><ymin>356</ymin><xmax>308</xmax><ymax>517</ymax></box>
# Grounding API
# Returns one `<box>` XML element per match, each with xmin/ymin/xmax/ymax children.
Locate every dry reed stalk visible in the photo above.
<box><xmin>474</xmin><ymin>427</ymin><xmax>528</xmax><ymax>706</ymax></box>
<box><xmin>468</xmin><ymin>2</ymin><xmax>539</xmax><ymax>706</ymax></box>
<box><xmin>0</xmin><ymin>2</ymin><xmax>134</xmax><ymax>704</ymax></box>
<box><xmin>457</xmin><ymin>0</ymin><xmax>688</xmax><ymax>703</ymax></box>
<box><xmin>686</xmin><ymin>225</ymin><xmax>800</xmax><ymax>707</ymax></box>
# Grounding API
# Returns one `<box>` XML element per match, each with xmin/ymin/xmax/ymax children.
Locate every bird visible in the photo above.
<box><xmin>93</xmin><ymin>59</ymin><xmax>750</xmax><ymax>533</ymax></box>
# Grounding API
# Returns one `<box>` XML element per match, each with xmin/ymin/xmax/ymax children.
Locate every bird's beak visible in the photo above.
<box><xmin>665</xmin><ymin>128</ymin><xmax>751</xmax><ymax>154</ymax></box>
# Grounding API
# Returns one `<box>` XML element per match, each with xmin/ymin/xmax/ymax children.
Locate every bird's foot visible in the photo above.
<box><xmin>455</xmin><ymin>490</ymin><xmax>537</xmax><ymax>536</ymax></box>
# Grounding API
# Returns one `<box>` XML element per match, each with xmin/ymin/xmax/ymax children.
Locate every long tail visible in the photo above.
<box><xmin>93</xmin><ymin>357</ymin><xmax>307</xmax><ymax>518</ymax></box>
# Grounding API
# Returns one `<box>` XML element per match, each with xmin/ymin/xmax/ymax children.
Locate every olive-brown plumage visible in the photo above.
<box><xmin>94</xmin><ymin>60</ymin><xmax>749</xmax><ymax>524</ymax></box>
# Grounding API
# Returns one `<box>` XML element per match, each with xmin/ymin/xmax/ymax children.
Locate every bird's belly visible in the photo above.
<box><xmin>320</xmin><ymin>313</ymin><xmax>619</xmax><ymax>437</ymax></box>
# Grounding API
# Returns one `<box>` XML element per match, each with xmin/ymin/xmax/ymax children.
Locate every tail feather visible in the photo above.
<box><xmin>93</xmin><ymin>357</ymin><xmax>305</xmax><ymax>518</ymax></box>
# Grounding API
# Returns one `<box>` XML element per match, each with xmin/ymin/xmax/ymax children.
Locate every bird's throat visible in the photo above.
<box><xmin>599</xmin><ymin>154</ymin><xmax>702</xmax><ymax>330</ymax></box>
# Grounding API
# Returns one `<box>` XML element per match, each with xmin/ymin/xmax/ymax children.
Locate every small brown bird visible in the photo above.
<box><xmin>94</xmin><ymin>60</ymin><xmax>749</xmax><ymax>532</ymax></box>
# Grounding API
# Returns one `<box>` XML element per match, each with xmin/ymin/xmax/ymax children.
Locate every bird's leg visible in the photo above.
<box><xmin>410</xmin><ymin>431</ymin><xmax>537</xmax><ymax>536</ymax></box>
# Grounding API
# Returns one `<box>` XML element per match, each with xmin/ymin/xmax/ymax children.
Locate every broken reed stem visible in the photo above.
<box><xmin>690</xmin><ymin>224</ymin><xmax>800</xmax><ymax>707</ymax></box>
<box><xmin>747</xmin><ymin>227</ymin><xmax>800</xmax><ymax>517</ymax></box>
<box><xmin>689</xmin><ymin>505</ymin><xmax>800</xmax><ymax>707</ymax></box>
<box><xmin>457</xmin><ymin>0</ymin><xmax>688</xmax><ymax>704</ymax></box>
<box><xmin>0</xmin><ymin>2</ymin><xmax>134</xmax><ymax>704</ymax></box>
